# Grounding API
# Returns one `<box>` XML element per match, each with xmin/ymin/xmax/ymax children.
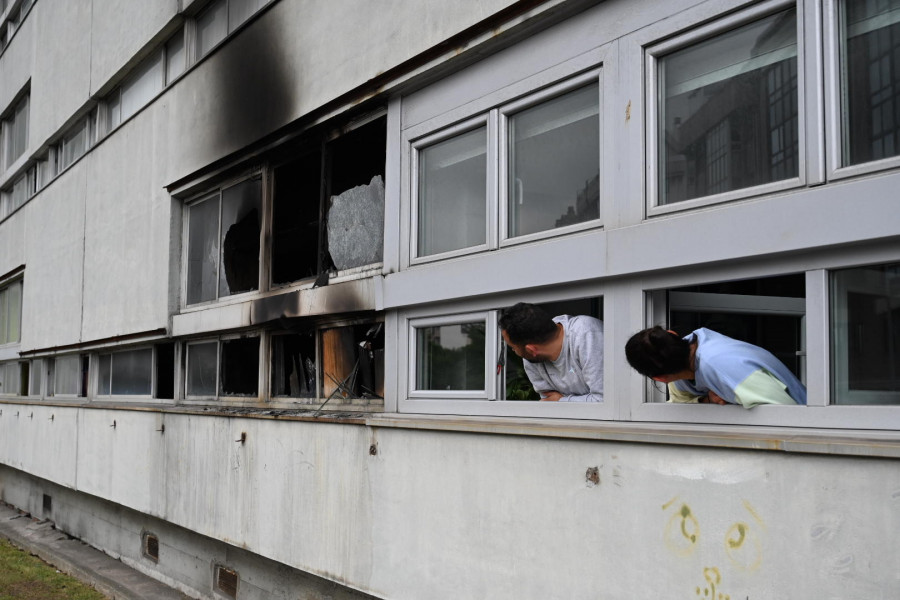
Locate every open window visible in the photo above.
<box><xmin>646</xmin><ymin>273</ymin><xmax>806</xmax><ymax>403</ymax></box>
<box><xmin>184</xmin><ymin>335</ymin><xmax>260</xmax><ymax>400</ymax></box>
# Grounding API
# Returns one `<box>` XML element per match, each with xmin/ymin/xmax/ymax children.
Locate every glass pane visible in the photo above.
<box><xmin>417</xmin><ymin>127</ymin><xmax>487</xmax><ymax>256</ymax></box>
<box><xmin>832</xmin><ymin>263</ymin><xmax>900</xmax><ymax>404</ymax></box>
<box><xmin>0</xmin><ymin>288</ymin><xmax>6</xmax><ymax>343</ymax></box>
<box><xmin>28</xmin><ymin>359</ymin><xmax>41</xmax><ymax>395</ymax></box>
<box><xmin>6</xmin><ymin>280</ymin><xmax>21</xmax><ymax>343</ymax></box>
<box><xmin>660</xmin><ymin>9</ymin><xmax>798</xmax><ymax>204</ymax></box>
<box><xmin>187</xmin><ymin>342</ymin><xmax>218</xmax><ymax>396</ymax></box>
<box><xmin>166</xmin><ymin>30</ymin><xmax>186</xmax><ymax>83</ymax></box>
<box><xmin>2</xmin><ymin>362</ymin><xmax>19</xmax><ymax>395</ymax></box>
<box><xmin>98</xmin><ymin>354</ymin><xmax>111</xmax><ymax>395</ymax></box>
<box><xmin>60</xmin><ymin>119</ymin><xmax>89</xmax><ymax>171</ymax></box>
<box><xmin>197</xmin><ymin>0</ymin><xmax>228</xmax><ymax>56</ymax></box>
<box><xmin>186</xmin><ymin>196</ymin><xmax>220</xmax><ymax>304</ymax></box>
<box><xmin>218</xmin><ymin>177</ymin><xmax>261</xmax><ymax>297</ymax></box>
<box><xmin>54</xmin><ymin>355</ymin><xmax>81</xmax><ymax>395</ymax></box>
<box><xmin>7</xmin><ymin>95</ymin><xmax>28</xmax><ymax>167</ymax></box>
<box><xmin>108</xmin><ymin>91</ymin><xmax>122</xmax><ymax>130</ymax></box>
<box><xmin>415</xmin><ymin>322</ymin><xmax>485</xmax><ymax>391</ymax></box>
<box><xmin>11</xmin><ymin>174</ymin><xmax>28</xmax><ymax>210</ymax></box>
<box><xmin>110</xmin><ymin>348</ymin><xmax>152</xmax><ymax>395</ymax></box>
<box><xmin>271</xmin><ymin>332</ymin><xmax>316</xmax><ymax>397</ymax></box>
<box><xmin>221</xmin><ymin>337</ymin><xmax>259</xmax><ymax>396</ymax></box>
<box><xmin>508</xmin><ymin>83</ymin><xmax>600</xmax><ymax>237</ymax></box>
<box><xmin>842</xmin><ymin>0</ymin><xmax>900</xmax><ymax>165</ymax></box>
<box><xmin>121</xmin><ymin>51</ymin><xmax>164</xmax><ymax>120</ymax></box>
<box><xmin>229</xmin><ymin>0</ymin><xmax>262</xmax><ymax>30</ymax></box>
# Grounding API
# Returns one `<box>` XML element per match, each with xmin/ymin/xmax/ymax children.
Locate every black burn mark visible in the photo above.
<box><xmin>211</xmin><ymin>16</ymin><xmax>296</xmax><ymax>153</ymax></box>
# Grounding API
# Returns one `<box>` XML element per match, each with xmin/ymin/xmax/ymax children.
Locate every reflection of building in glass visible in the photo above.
<box><xmin>555</xmin><ymin>174</ymin><xmax>599</xmax><ymax>228</ymax></box>
<box><xmin>663</xmin><ymin>9</ymin><xmax>798</xmax><ymax>203</ymax></box>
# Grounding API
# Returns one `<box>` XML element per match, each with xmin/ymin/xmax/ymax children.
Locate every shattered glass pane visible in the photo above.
<box><xmin>326</xmin><ymin>175</ymin><xmax>384</xmax><ymax>270</ymax></box>
<box><xmin>219</xmin><ymin>177</ymin><xmax>261</xmax><ymax>297</ymax></box>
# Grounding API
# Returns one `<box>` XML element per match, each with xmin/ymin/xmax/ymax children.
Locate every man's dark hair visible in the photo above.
<box><xmin>624</xmin><ymin>326</ymin><xmax>692</xmax><ymax>378</ymax></box>
<box><xmin>499</xmin><ymin>303</ymin><xmax>558</xmax><ymax>345</ymax></box>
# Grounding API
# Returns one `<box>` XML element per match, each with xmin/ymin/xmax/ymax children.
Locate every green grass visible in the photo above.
<box><xmin>0</xmin><ymin>537</ymin><xmax>107</xmax><ymax>600</ymax></box>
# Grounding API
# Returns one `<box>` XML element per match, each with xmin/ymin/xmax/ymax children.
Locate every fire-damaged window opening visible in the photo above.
<box><xmin>271</xmin><ymin>114</ymin><xmax>386</xmax><ymax>286</ymax></box>
<box><xmin>270</xmin><ymin>319</ymin><xmax>384</xmax><ymax>405</ymax></box>
<box><xmin>184</xmin><ymin>335</ymin><xmax>260</xmax><ymax>400</ymax></box>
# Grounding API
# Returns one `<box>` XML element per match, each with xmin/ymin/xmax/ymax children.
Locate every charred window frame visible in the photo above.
<box><xmin>270</xmin><ymin>319</ymin><xmax>384</xmax><ymax>405</ymax></box>
<box><xmin>270</xmin><ymin>114</ymin><xmax>387</xmax><ymax>286</ymax></box>
<box><xmin>183</xmin><ymin>334</ymin><xmax>261</xmax><ymax>401</ymax></box>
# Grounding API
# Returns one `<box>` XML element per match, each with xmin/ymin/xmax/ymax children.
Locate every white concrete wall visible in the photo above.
<box><xmin>1</xmin><ymin>403</ymin><xmax>898</xmax><ymax>599</ymax></box>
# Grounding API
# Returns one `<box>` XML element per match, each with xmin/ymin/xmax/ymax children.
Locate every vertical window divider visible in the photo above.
<box><xmin>805</xmin><ymin>269</ymin><xmax>830</xmax><ymax>406</ymax></box>
<box><xmin>258</xmin><ymin>165</ymin><xmax>272</xmax><ymax>294</ymax></box>
<box><xmin>486</xmin><ymin>109</ymin><xmax>500</xmax><ymax>250</ymax></box>
<box><xmin>822</xmin><ymin>0</ymin><xmax>844</xmax><ymax>177</ymax></box>
<box><xmin>215</xmin><ymin>190</ymin><xmax>223</xmax><ymax>301</ymax></box>
<box><xmin>802</xmin><ymin>0</ymin><xmax>826</xmax><ymax>186</ymax></box>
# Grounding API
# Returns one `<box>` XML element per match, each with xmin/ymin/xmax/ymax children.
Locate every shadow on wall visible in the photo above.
<box><xmin>210</xmin><ymin>14</ymin><xmax>296</xmax><ymax>153</ymax></box>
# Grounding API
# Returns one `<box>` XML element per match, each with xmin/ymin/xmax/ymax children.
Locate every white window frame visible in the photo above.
<box><xmin>498</xmin><ymin>69</ymin><xmax>603</xmax><ymax>248</ymax></box>
<box><xmin>400</xmin><ymin>54</ymin><xmax>608</xmax><ymax>270</ymax></box>
<box><xmin>644</xmin><ymin>0</ymin><xmax>824</xmax><ymax>218</ymax></box>
<box><xmin>823</xmin><ymin>0</ymin><xmax>900</xmax><ymax>181</ymax></box>
<box><xmin>408</xmin><ymin>115</ymin><xmax>496</xmax><ymax>265</ymax></box>
<box><xmin>0</xmin><ymin>276</ymin><xmax>23</xmax><ymax>349</ymax></box>
<box><xmin>407</xmin><ymin>311</ymin><xmax>497</xmax><ymax>401</ymax></box>
<box><xmin>94</xmin><ymin>346</ymin><xmax>157</xmax><ymax>401</ymax></box>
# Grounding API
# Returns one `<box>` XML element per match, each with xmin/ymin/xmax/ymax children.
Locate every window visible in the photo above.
<box><xmin>409</xmin><ymin>71</ymin><xmax>601</xmax><ymax>264</ymax></box>
<box><xmin>410</xmin><ymin>313</ymin><xmax>493</xmax><ymax>399</ymax></box>
<box><xmin>185</xmin><ymin>335</ymin><xmax>260</xmax><ymax>399</ymax></box>
<box><xmin>197</xmin><ymin>0</ymin><xmax>268</xmax><ymax>57</ymax></box>
<box><xmin>831</xmin><ymin>262</ymin><xmax>900</xmax><ymax>405</ymax></box>
<box><xmin>652</xmin><ymin>6</ymin><xmax>799</xmax><ymax>206</ymax></box>
<box><xmin>57</xmin><ymin>115</ymin><xmax>93</xmax><ymax>172</ymax></box>
<box><xmin>841</xmin><ymin>0</ymin><xmax>900</xmax><ymax>166</ymax></box>
<box><xmin>165</xmin><ymin>30</ymin><xmax>186</xmax><ymax>83</ymax></box>
<box><xmin>186</xmin><ymin>175</ymin><xmax>262</xmax><ymax>305</ymax></box>
<box><xmin>97</xmin><ymin>348</ymin><xmax>153</xmax><ymax>397</ymax></box>
<box><xmin>28</xmin><ymin>358</ymin><xmax>42</xmax><ymax>396</ymax></box>
<box><xmin>0</xmin><ymin>361</ymin><xmax>27</xmax><ymax>396</ymax></box>
<box><xmin>0</xmin><ymin>278</ymin><xmax>22</xmax><ymax>345</ymax></box>
<box><xmin>48</xmin><ymin>354</ymin><xmax>88</xmax><ymax>397</ymax></box>
<box><xmin>4</xmin><ymin>93</ymin><xmax>29</xmax><ymax>169</ymax></box>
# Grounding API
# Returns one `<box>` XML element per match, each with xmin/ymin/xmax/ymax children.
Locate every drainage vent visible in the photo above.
<box><xmin>142</xmin><ymin>532</ymin><xmax>160</xmax><ymax>563</ymax></box>
<box><xmin>215</xmin><ymin>565</ymin><xmax>239</xmax><ymax>598</ymax></box>
<box><xmin>42</xmin><ymin>494</ymin><xmax>52</xmax><ymax>514</ymax></box>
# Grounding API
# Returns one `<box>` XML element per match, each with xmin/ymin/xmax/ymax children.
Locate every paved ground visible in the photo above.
<box><xmin>0</xmin><ymin>503</ymin><xmax>190</xmax><ymax>600</ymax></box>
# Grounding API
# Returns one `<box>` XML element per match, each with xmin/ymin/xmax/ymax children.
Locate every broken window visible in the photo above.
<box><xmin>271</xmin><ymin>331</ymin><xmax>316</xmax><ymax>398</ymax></box>
<box><xmin>320</xmin><ymin>322</ymin><xmax>384</xmax><ymax>400</ymax></box>
<box><xmin>184</xmin><ymin>336</ymin><xmax>259</xmax><ymax>399</ymax></box>
<box><xmin>97</xmin><ymin>348</ymin><xmax>153</xmax><ymax>396</ymax></box>
<box><xmin>186</xmin><ymin>175</ymin><xmax>261</xmax><ymax>304</ymax></box>
<box><xmin>270</xmin><ymin>115</ymin><xmax>386</xmax><ymax>285</ymax></box>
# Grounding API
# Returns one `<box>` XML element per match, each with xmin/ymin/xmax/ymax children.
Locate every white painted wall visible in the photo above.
<box><xmin>0</xmin><ymin>403</ymin><xmax>897</xmax><ymax>599</ymax></box>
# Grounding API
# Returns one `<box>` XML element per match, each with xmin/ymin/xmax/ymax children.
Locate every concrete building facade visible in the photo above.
<box><xmin>1</xmin><ymin>0</ymin><xmax>899</xmax><ymax>597</ymax></box>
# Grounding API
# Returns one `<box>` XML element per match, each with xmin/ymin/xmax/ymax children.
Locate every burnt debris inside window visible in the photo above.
<box><xmin>270</xmin><ymin>115</ymin><xmax>386</xmax><ymax>285</ymax></box>
<box><xmin>271</xmin><ymin>331</ymin><xmax>317</xmax><ymax>398</ymax></box>
<box><xmin>321</xmin><ymin>322</ymin><xmax>384</xmax><ymax>400</ymax></box>
<box><xmin>219</xmin><ymin>177</ymin><xmax>262</xmax><ymax>297</ymax></box>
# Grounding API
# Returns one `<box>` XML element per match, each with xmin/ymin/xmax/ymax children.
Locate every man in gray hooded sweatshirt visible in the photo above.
<box><xmin>499</xmin><ymin>302</ymin><xmax>604</xmax><ymax>402</ymax></box>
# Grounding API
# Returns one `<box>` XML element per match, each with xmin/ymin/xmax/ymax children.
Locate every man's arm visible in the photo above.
<box><xmin>559</xmin><ymin>318</ymin><xmax>603</xmax><ymax>402</ymax></box>
<box><xmin>522</xmin><ymin>360</ymin><xmax>557</xmax><ymax>401</ymax></box>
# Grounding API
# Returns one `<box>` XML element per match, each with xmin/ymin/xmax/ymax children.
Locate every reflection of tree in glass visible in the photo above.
<box><xmin>422</xmin><ymin>323</ymin><xmax>486</xmax><ymax>390</ymax></box>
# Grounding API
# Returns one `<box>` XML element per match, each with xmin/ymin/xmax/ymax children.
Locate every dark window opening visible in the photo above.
<box><xmin>270</xmin><ymin>115</ymin><xmax>387</xmax><ymax>285</ymax></box>
<box><xmin>42</xmin><ymin>494</ymin><xmax>51</xmax><ymax>515</ymax></box>
<box><xmin>80</xmin><ymin>355</ymin><xmax>89</xmax><ymax>397</ymax></box>
<box><xmin>220</xmin><ymin>177</ymin><xmax>262</xmax><ymax>297</ymax></box>
<box><xmin>666</xmin><ymin>273</ymin><xmax>805</xmax><ymax>378</ymax></box>
<box><xmin>321</xmin><ymin>322</ymin><xmax>384</xmax><ymax>400</ymax></box>
<box><xmin>271</xmin><ymin>331</ymin><xmax>317</xmax><ymax>398</ymax></box>
<box><xmin>142</xmin><ymin>532</ymin><xmax>159</xmax><ymax>563</ymax></box>
<box><xmin>220</xmin><ymin>337</ymin><xmax>259</xmax><ymax>397</ymax></box>
<box><xmin>503</xmin><ymin>297</ymin><xmax>603</xmax><ymax>401</ymax></box>
<box><xmin>272</xmin><ymin>149</ymin><xmax>323</xmax><ymax>284</ymax></box>
<box><xmin>156</xmin><ymin>343</ymin><xmax>175</xmax><ymax>400</ymax></box>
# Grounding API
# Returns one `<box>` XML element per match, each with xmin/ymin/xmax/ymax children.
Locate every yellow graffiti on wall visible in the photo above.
<box><xmin>663</xmin><ymin>497</ymin><xmax>766</xmax><ymax>598</ymax></box>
